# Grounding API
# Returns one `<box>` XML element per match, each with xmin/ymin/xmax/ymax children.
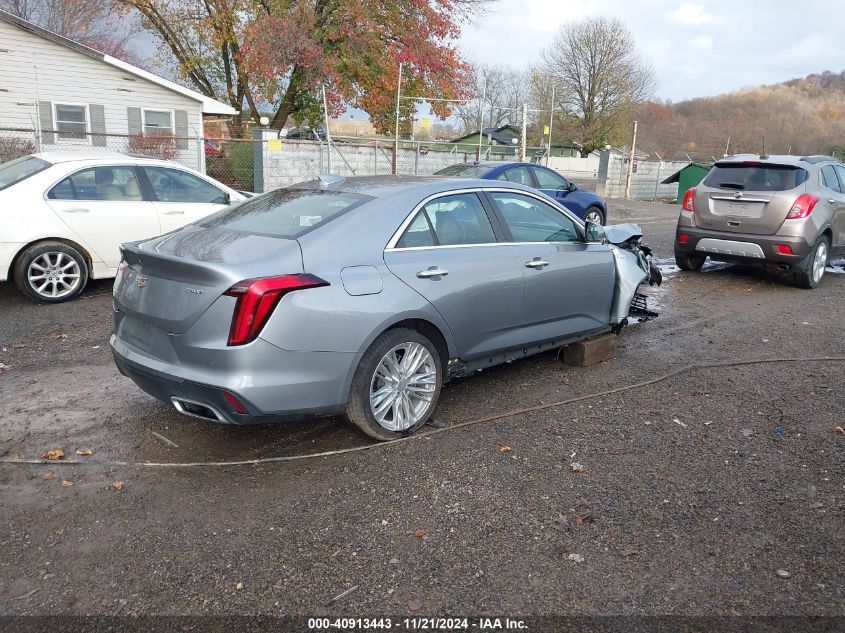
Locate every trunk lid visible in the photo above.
<box><xmin>693</xmin><ymin>162</ymin><xmax>808</xmax><ymax>235</ymax></box>
<box><xmin>114</xmin><ymin>225</ymin><xmax>303</xmax><ymax>334</ymax></box>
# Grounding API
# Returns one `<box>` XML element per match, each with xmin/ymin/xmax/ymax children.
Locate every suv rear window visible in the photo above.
<box><xmin>703</xmin><ymin>163</ymin><xmax>807</xmax><ymax>192</ymax></box>
<box><xmin>197</xmin><ymin>188</ymin><xmax>372</xmax><ymax>238</ymax></box>
<box><xmin>0</xmin><ymin>156</ymin><xmax>51</xmax><ymax>191</ymax></box>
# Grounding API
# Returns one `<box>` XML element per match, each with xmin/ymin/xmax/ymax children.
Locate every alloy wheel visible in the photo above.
<box><xmin>584</xmin><ymin>209</ymin><xmax>603</xmax><ymax>225</ymax></box>
<box><xmin>812</xmin><ymin>241</ymin><xmax>827</xmax><ymax>284</ymax></box>
<box><xmin>27</xmin><ymin>252</ymin><xmax>81</xmax><ymax>299</ymax></box>
<box><xmin>369</xmin><ymin>342</ymin><xmax>437</xmax><ymax>431</ymax></box>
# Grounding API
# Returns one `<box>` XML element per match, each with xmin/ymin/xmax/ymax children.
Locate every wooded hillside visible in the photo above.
<box><xmin>634</xmin><ymin>71</ymin><xmax>845</xmax><ymax>160</ymax></box>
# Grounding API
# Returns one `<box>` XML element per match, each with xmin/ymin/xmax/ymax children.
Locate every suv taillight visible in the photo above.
<box><xmin>224</xmin><ymin>274</ymin><xmax>329</xmax><ymax>346</ymax></box>
<box><xmin>785</xmin><ymin>194</ymin><xmax>819</xmax><ymax>219</ymax></box>
<box><xmin>682</xmin><ymin>187</ymin><xmax>696</xmax><ymax>212</ymax></box>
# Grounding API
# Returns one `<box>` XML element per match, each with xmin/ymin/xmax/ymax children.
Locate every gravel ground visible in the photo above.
<box><xmin>0</xmin><ymin>200</ymin><xmax>843</xmax><ymax>623</ymax></box>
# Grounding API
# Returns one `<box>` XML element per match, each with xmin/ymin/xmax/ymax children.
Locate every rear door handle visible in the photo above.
<box><xmin>163</xmin><ymin>210</ymin><xmax>185</xmax><ymax>215</ymax></box>
<box><xmin>525</xmin><ymin>258</ymin><xmax>550</xmax><ymax>269</ymax></box>
<box><xmin>416</xmin><ymin>267</ymin><xmax>449</xmax><ymax>279</ymax></box>
<box><xmin>64</xmin><ymin>207</ymin><xmax>90</xmax><ymax>213</ymax></box>
<box><xmin>829</xmin><ymin>199</ymin><xmax>836</xmax><ymax>204</ymax></box>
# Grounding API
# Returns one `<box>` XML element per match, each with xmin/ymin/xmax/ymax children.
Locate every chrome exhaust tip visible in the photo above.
<box><xmin>171</xmin><ymin>397</ymin><xmax>226</xmax><ymax>422</ymax></box>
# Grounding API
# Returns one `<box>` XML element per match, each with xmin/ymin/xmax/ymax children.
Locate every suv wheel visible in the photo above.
<box><xmin>793</xmin><ymin>235</ymin><xmax>829</xmax><ymax>289</ymax></box>
<box><xmin>13</xmin><ymin>241</ymin><xmax>89</xmax><ymax>303</ymax></box>
<box><xmin>674</xmin><ymin>247</ymin><xmax>706</xmax><ymax>272</ymax></box>
<box><xmin>346</xmin><ymin>328</ymin><xmax>442</xmax><ymax>441</ymax></box>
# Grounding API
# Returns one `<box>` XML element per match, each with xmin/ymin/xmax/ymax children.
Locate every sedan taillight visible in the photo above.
<box><xmin>224</xmin><ymin>274</ymin><xmax>329</xmax><ymax>346</ymax></box>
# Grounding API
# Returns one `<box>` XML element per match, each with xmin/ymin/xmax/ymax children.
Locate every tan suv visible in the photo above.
<box><xmin>674</xmin><ymin>155</ymin><xmax>845</xmax><ymax>288</ymax></box>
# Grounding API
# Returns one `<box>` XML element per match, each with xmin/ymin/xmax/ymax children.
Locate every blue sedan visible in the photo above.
<box><xmin>435</xmin><ymin>161</ymin><xmax>608</xmax><ymax>225</ymax></box>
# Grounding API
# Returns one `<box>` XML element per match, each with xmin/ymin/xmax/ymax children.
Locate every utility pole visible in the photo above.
<box><xmin>392</xmin><ymin>62</ymin><xmax>403</xmax><ymax>175</ymax></box>
<box><xmin>520</xmin><ymin>102</ymin><xmax>527</xmax><ymax>162</ymax></box>
<box><xmin>321</xmin><ymin>85</ymin><xmax>333</xmax><ymax>173</ymax></box>
<box><xmin>624</xmin><ymin>119</ymin><xmax>638</xmax><ymax>199</ymax></box>
<box><xmin>476</xmin><ymin>86</ymin><xmax>485</xmax><ymax>162</ymax></box>
<box><xmin>545</xmin><ymin>85</ymin><xmax>555</xmax><ymax>167</ymax></box>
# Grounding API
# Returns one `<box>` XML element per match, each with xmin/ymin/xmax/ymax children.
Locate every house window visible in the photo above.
<box><xmin>55</xmin><ymin>104</ymin><xmax>88</xmax><ymax>141</ymax></box>
<box><xmin>143</xmin><ymin>110</ymin><xmax>174</xmax><ymax>136</ymax></box>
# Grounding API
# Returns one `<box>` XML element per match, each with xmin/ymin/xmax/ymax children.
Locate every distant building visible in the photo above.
<box><xmin>452</xmin><ymin>125</ymin><xmax>580</xmax><ymax>159</ymax></box>
<box><xmin>661</xmin><ymin>162</ymin><xmax>713</xmax><ymax>203</ymax></box>
<box><xmin>329</xmin><ymin>119</ymin><xmax>376</xmax><ymax>137</ymax></box>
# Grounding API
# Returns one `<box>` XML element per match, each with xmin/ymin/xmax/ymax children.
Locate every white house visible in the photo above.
<box><xmin>0</xmin><ymin>9</ymin><xmax>237</xmax><ymax>171</ymax></box>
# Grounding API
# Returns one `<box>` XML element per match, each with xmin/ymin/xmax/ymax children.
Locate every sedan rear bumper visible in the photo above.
<box><xmin>110</xmin><ymin>334</ymin><xmax>358</xmax><ymax>424</ymax></box>
<box><xmin>0</xmin><ymin>243</ymin><xmax>25</xmax><ymax>282</ymax></box>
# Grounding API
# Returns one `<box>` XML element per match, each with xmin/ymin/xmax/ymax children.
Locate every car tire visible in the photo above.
<box><xmin>346</xmin><ymin>327</ymin><xmax>442</xmax><ymax>441</ymax></box>
<box><xmin>793</xmin><ymin>234</ymin><xmax>830</xmax><ymax>289</ymax></box>
<box><xmin>674</xmin><ymin>248</ymin><xmax>706</xmax><ymax>271</ymax></box>
<box><xmin>13</xmin><ymin>241</ymin><xmax>89</xmax><ymax>304</ymax></box>
<box><xmin>583</xmin><ymin>206</ymin><xmax>605</xmax><ymax>226</ymax></box>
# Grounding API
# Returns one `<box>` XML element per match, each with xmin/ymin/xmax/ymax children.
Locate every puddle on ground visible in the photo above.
<box><xmin>826</xmin><ymin>258</ymin><xmax>845</xmax><ymax>274</ymax></box>
<box><xmin>655</xmin><ymin>257</ymin><xmax>845</xmax><ymax>277</ymax></box>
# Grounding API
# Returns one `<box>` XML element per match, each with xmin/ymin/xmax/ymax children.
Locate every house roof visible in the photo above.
<box><xmin>0</xmin><ymin>9</ymin><xmax>238</xmax><ymax>116</ymax></box>
<box><xmin>451</xmin><ymin>125</ymin><xmax>521</xmax><ymax>145</ymax></box>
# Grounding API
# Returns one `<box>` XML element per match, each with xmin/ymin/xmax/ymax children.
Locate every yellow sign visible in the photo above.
<box><xmin>267</xmin><ymin>138</ymin><xmax>282</xmax><ymax>152</ymax></box>
<box><xmin>543</xmin><ymin>126</ymin><xmax>550</xmax><ymax>135</ymax></box>
<box><xmin>419</xmin><ymin>117</ymin><xmax>431</xmax><ymax>130</ymax></box>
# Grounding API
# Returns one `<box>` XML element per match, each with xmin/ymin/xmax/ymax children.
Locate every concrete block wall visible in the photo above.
<box><xmin>255</xmin><ymin>130</ymin><xmax>479</xmax><ymax>192</ymax></box>
<box><xmin>596</xmin><ymin>150</ymin><xmax>688</xmax><ymax>200</ymax></box>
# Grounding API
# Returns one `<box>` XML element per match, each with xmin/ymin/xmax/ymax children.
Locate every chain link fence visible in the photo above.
<box><xmin>253</xmin><ymin>131</ymin><xmax>541</xmax><ymax>192</ymax></box>
<box><xmin>1</xmin><ymin>125</ymin><xmax>553</xmax><ymax>195</ymax></box>
<box><xmin>0</xmin><ymin>126</ymin><xmax>205</xmax><ymax>171</ymax></box>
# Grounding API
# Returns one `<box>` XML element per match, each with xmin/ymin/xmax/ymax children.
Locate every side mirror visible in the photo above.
<box><xmin>223</xmin><ymin>192</ymin><xmax>231</xmax><ymax>205</ymax></box>
<box><xmin>584</xmin><ymin>220</ymin><xmax>605</xmax><ymax>243</ymax></box>
<box><xmin>568</xmin><ymin>182</ymin><xmax>578</xmax><ymax>191</ymax></box>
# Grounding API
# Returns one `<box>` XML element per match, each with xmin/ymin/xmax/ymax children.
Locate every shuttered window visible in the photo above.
<box><xmin>143</xmin><ymin>110</ymin><xmax>174</xmax><ymax>136</ymax></box>
<box><xmin>55</xmin><ymin>104</ymin><xmax>88</xmax><ymax>141</ymax></box>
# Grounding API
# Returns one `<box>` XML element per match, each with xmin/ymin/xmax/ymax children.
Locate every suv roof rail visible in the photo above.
<box><xmin>798</xmin><ymin>155</ymin><xmax>837</xmax><ymax>164</ymax></box>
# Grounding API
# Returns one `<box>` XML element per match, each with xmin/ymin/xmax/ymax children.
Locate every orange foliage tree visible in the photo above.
<box><xmin>119</xmin><ymin>0</ymin><xmax>488</xmax><ymax>132</ymax></box>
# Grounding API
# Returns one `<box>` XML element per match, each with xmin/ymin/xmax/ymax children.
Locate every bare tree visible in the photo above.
<box><xmin>453</xmin><ymin>63</ymin><xmax>531</xmax><ymax>136</ymax></box>
<box><xmin>0</xmin><ymin>0</ymin><xmax>143</xmax><ymax>65</ymax></box>
<box><xmin>540</xmin><ymin>17</ymin><xmax>656</xmax><ymax>155</ymax></box>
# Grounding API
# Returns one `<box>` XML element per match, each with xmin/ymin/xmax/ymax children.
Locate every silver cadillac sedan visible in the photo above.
<box><xmin>111</xmin><ymin>176</ymin><xmax>658</xmax><ymax>440</ymax></box>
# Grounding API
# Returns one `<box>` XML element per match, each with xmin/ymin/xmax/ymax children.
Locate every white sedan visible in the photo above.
<box><xmin>0</xmin><ymin>151</ymin><xmax>247</xmax><ymax>303</ymax></box>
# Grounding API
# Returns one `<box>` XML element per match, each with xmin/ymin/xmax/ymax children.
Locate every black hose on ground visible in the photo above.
<box><xmin>1</xmin><ymin>355</ymin><xmax>843</xmax><ymax>469</ymax></box>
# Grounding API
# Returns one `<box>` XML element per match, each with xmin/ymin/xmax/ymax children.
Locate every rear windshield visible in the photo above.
<box><xmin>197</xmin><ymin>188</ymin><xmax>372</xmax><ymax>238</ymax></box>
<box><xmin>703</xmin><ymin>163</ymin><xmax>808</xmax><ymax>192</ymax></box>
<box><xmin>435</xmin><ymin>164</ymin><xmax>491</xmax><ymax>177</ymax></box>
<box><xmin>0</xmin><ymin>156</ymin><xmax>51</xmax><ymax>191</ymax></box>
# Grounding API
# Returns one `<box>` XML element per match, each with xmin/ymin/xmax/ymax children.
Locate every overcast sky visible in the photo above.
<box><xmin>460</xmin><ymin>0</ymin><xmax>844</xmax><ymax>101</ymax></box>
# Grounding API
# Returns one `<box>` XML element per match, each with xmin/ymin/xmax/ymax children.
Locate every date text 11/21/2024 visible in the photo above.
<box><xmin>307</xmin><ymin>618</ymin><xmax>529</xmax><ymax>630</ymax></box>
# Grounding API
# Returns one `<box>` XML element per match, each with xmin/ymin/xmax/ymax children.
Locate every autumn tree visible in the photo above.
<box><xmin>540</xmin><ymin>17</ymin><xmax>655</xmax><ymax>155</ymax></box>
<box><xmin>0</xmin><ymin>0</ymin><xmax>143</xmax><ymax>64</ymax></box>
<box><xmin>118</xmin><ymin>0</ymin><xmax>490</xmax><ymax>132</ymax></box>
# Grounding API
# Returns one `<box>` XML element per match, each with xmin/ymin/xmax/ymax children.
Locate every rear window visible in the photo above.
<box><xmin>434</xmin><ymin>164</ymin><xmax>491</xmax><ymax>177</ymax></box>
<box><xmin>0</xmin><ymin>156</ymin><xmax>51</xmax><ymax>191</ymax></box>
<box><xmin>703</xmin><ymin>163</ymin><xmax>807</xmax><ymax>192</ymax></box>
<box><xmin>197</xmin><ymin>188</ymin><xmax>372</xmax><ymax>238</ymax></box>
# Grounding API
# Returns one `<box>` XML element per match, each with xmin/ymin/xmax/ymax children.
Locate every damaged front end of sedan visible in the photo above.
<box><xmin>602</xmin><ymin>223</ymin><xmax>662</xmax><ymax>333</ymax></box>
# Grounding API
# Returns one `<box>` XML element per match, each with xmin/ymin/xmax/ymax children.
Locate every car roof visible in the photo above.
<box><xmin>292</xmin><ymin>174</ymin><xmax>537</xmax><ymax>199</ymax></box>
<box><xmin>469</xmin><ymin>161</ymin><xmax>536</xmax><ymax>169</ymax></box>
<box><xmin>717</xmin><ymin>154</ymin><xmax>839</xmax><ymax>167</ymax></box>
<box><xmin>30</xmin><ymin>151</ymin><xmax>177</xmax><ymax>166</ymax></box>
